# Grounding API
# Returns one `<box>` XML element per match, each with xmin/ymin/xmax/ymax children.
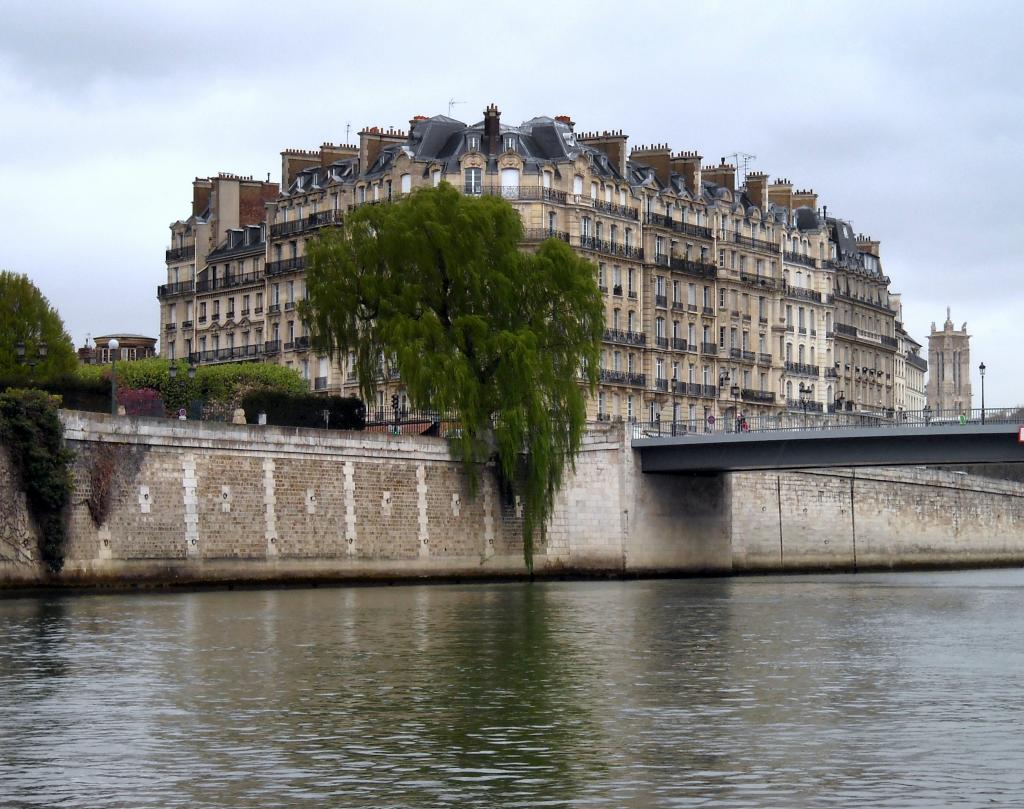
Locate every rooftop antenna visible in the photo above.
<box><xmin>345</xmin><ymin>122</ymin><xmax>351</xmax><ymax>142</ymax></box>
<box><xmin>448</xmin><ymin>98</ymin><xmax>465</xmax><ymax>116</ymax></box>
<box><xmin>724</xmin><ymin>152</ymin><xmax>756</xmax><ymax>185</ymax></box>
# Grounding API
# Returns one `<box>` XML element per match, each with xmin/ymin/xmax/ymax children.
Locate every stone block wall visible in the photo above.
<box><xmin>730</xmin><ymin>467</ymin><xmax>1024</xmax><ymax>571</ymax></box>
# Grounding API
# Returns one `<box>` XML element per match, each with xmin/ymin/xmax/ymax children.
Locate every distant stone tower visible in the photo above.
<box><xmin>926</xmin><ymin>308</ymin><xmax>971</xmax><ymax>414</ymax></box>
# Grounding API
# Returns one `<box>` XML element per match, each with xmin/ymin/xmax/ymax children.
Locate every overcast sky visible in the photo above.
<box><xmin>1</xmin><ymin>0</ymin><xmax>1021</xmax><ymax>403</ymax></box>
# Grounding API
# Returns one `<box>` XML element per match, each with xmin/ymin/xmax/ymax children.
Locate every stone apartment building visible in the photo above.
<box><xmin>158</xmin><ymin>104</ymin><xmax>922</xmax><ymax>425</ymax></box>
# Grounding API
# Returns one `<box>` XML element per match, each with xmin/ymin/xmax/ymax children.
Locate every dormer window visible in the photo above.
<box><xmin>468</xmin><ymin>135</ymin><xmax>480</xmax><ymax>151</ymax></box>
<box><xmin>504</xmin><ymin>135</ymin><xmax>516</xmax><ymax>152</ymax></box>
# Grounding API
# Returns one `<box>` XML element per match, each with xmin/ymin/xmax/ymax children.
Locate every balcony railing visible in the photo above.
<box><xmin>165</xmin><ymin>322</ymin><xmax>176</xmax><ymax>332</ymax></box>
<box><xmin>482</xmin><ymin>185</ymin><xmax>570</xmax><ymax>204</ymax></box>
<box><xmin>654</xmin><ymin>294</ymin><xmax>668</xmax><ymax>308</ymax></box>
<box><xmin>599</xmin><ymin>369</ymin><xmax>646</xmax><ymax>386</ymax></box>
<box><xmin>181</xmin><ymin>319</ymin><xmax>193</xmax><ymax>329</ymax></box>
<box><xmin>784</xmin><ymin>361</ymin><xmax>820</xmax><ymax>377</ymax></box>
<box><xmin>671</xmin><ymin>338</ymin><xmax>689</xmax><ymax>351</ymax></box>
<box><xmin>732</xmin><ymin>232</ymin><xmax>778</xmax><ymax>253</ymax></box>
<box><xmin>742</xmin><ymin>388</ymin><xmax>776</xmax><ymax>404</ymax></box>
<box><xmin>668</xmin><ymin>256</ymin><xmax>718</xmax><ymax>279</ymax></box>
<box><xmin>655</xmin><ymin>378</ymin><xmax>669</xmax><ymax>391</ymax></box>
<box><xmin>314</xmin><ymin>376</ymin><xmax>328</xmax><ymax>390</ymax></box>
<box><xmin>293</xmin><ymin>336</ymin><xmax>310</xmax><ymax>351</ymax></box>
<box><xmin>578</xmin><ymin>235</ymin><xmax>644</xmax><ymax>260</ymax></box>
<box><xmin>264</xmin><ymin>340</ymin><xmax>281</xmax><ymax>355</ymax></box>
<box><xmin>266</xmin><ymin>256</ymin><xmax>306</xmax><ymax>276</ymax></box>
<box><xmin>783</xmin><ymin>251</ymin><xmax>815</xmax><ymax>268</ymax></box>
<box><xmin>592</xmin><ymin>198</ymin><xmax>639</xmax><ymax>220</ymax></box>
<box><xmin>782</xmin><ymin>283</ymin><xmax>822</xmax><ymax>302</ymax></box>
<box><xmin>643</xmin><ymin>213</ymin><xmax>713</xmax><ymax>239</ymax></box>
<box><xmin>270</xmin><ymin>208</ymin><xmax>344</xmax><ymax>239</ymax></box>
<box><xmin>157</xmin><ymin>280</ymin><xmax>195</xmax><ymax>298</ymax></box>
<box><xmin>196</xmin><ymin>271</ymin><xmax>263</xmax><ymax>294</ymax></box>
<box><xmin>188</xmin><ymin>344</ymin><xmax>264</xmax><ymax>364</ymax></box>
<box><xmin>523</xmin><ymin>228</ymin><xmax>571</xmax><ymax>243</ymax></box>
<box><xmin>729</xmin><ymin>348</ymin><xmax>756</xmax><ymax>363</ymax></box>
<box><xmin>757</xmin><ymin>352</ymin><xmax>773</xmax><ymax>365</ymax></box>
<box><xmin>655</xmin><ymin>336</ymin><xmax>669</xmax><ymax>348</ymax></box>
<box><xmin>701</xmin><ymin>342</ymin><xmax>718</xmax><ymax>356</ymax></box>
<box><xmin>166</xmin><ymin>245</ymin><xmax>195</xmax><ymax>263</ymax></box>
<box><xmin>604</xmin><ymin>328</ymin><xmax>646</xmax><ymax>346</ymax></box>
<box><xmin>267</xmin><ymin>303</ymin><xmax>281</xmax><ymax>314</ymax></box>
<box><xmin>738</xmin><ymin>272</ymin><xmax>777</xmax><ymax>289</ymax></box>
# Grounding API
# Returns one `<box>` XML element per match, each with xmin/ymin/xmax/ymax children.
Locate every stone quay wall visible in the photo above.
<box><xmin>1</xmin><ymin>412</ymin><xmax>1022</xmax><ymax>588</ymax></box>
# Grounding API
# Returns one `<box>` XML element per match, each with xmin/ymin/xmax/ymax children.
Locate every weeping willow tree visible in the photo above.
<box><xmin>302</xmin><ymin>184</ymin><xmax>604</xmax><ymax>570</ymax></box>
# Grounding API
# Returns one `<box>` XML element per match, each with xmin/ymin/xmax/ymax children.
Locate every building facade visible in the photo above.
<box><xmin>927</xmin><ymin>308</ymin><xmax>971</xmax><ymax>414</ymax></box>
<box><xmin>158</xmin><ymin>105</ymin><xmax>921</xmax><ymax>425</ymax></box>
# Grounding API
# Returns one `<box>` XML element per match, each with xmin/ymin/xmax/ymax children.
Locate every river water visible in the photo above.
<box><xmin>2</xmin><ymin>570</ymin><xmax>1024</xmax><ymax>807</ymax></box>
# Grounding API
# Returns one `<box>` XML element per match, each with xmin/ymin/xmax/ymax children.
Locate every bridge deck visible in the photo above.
<box><xmin>633</xmin><ymin>423</ymin><xmax>1024</xmax><ymax>473</ymax></box>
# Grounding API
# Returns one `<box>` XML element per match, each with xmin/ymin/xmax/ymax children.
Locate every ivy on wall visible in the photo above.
<box><xmin>0</xmin><ymin>388</ymin><xmax>73</xmax><ymax>571</ymax></box>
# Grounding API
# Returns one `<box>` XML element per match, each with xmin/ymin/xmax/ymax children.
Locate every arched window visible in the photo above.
<box><xmin>786</xmin><ymin>380</ymin><xmax>793</xmax><ymax>400</ymax></box>
<box><xmin>400</xmin><ymin>174</ymin><xmax>411</xmax><ymax>194</ymax></box>
<box><xmin>798</xmin><ymin>345</ymin><xmax>805</xmax><ymax>364</ymax></box>
<box><xmin>612</xmin><ymin>309</ymin><xmax>621</xmax><ymax>329</ymax></box>
<box><xmin>573</xmin><ymin>175</ymin><xmax>584</xmax><ymax>196</ymax></box>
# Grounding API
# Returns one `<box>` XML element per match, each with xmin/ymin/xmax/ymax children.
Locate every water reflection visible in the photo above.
<box><xmin>2</xmin><ymin>571</ymin><xmax>1024</xmax><ymax>807</ymax></box>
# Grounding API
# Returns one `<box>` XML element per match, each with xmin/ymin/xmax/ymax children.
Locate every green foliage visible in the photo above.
<box><xmin>0</xmin><ymin>270</ymin><xmax>78</xmax><ymax>383</ymax></box>
<box><xmin>76</xmin><ymin>358</ymin><xmax>307</xmax><ymax>415</ymax></box>
<box><xmin>0</xmin><ymin>388</ymin><xmax>73</xmax><ymax>572</ymax></box>
<box><xmin>303</xmin><ymin>184</ymin><xmax>604</xmax><ymax>569</ymax></box>
<box><xmin>241</xmin><ymin>390</ymin><xmax>365</xmax><ymax>430</ymax></box>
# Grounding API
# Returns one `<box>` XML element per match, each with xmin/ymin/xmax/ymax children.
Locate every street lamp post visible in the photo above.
<box><xmin>799</xmin><ymin>382</ymin><xmax>810</xmax><ymax>429</ymax></box>
<box><xmin>108</xmin><ymin>338</ymin><xmax>120</xmax><ymax>416</ymax></box>
<box><xmin>730</xmin><ymin>383</ymin><xmax>741</xmax><ymax>431</ymax></box>
<box><xmin>14</xmin><ymin>340</ymin><xmax>47</xmax><ymax>380</ymax></box>
<box><xmin>979</xmin><ymin>362</ymin><xmax>986</xmax><ymax>425</ymax></box>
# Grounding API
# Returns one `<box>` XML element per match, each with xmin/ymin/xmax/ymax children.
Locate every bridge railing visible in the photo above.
<box><xmin>630</xmin><ymin>407</ymin><xmax>1024</xmax><ymax>440</ymax></box>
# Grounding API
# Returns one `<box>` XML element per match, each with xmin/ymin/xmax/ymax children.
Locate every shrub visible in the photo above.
<box><xmin>0</xmin><ymin>388</ymin><xmax>73</xmax><ymax>571</ymax></box>
<box><xmin>241</xmin><ymin>390</ymin><xmax>365</xmax><ymax>430</ymax></box>
<box><xmin>0</xmin><ymin>374</ymin><xmax>110</xmax><ymax>413</ymax></box>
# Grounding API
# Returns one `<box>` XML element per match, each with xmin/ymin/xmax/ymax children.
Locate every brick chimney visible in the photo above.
<box><xmin>408</xmin><ymin>115</ymin><xmax>429</xmax><ymax>138</ymax></box>
<box><xmin>280</xmin><ymin>149</ymin><xmax>320</xmax><ymax>188</ymax></box>
<box><xmin>792</xmin><ymin>188</ymin><xmax>818</xmax><ymax>211</ymax></box>
<box><xmin>744</xmin><ymin>171</ymin><xmax>769</xmax><ymax>210</ymax></box>
<box><xmin>630</xmin><ymin>143</ymin><xmax>672</xmax><ymax>186</ymax></box>
<box><xmin>320</xmin><ymin>142</ymin><xmax>358</xmax><ymax>166</ymax></box>
<box><xmin>670</xmin><ymin>151</ymin><xmax>703</xmax><ymax>197</ymax></box>
<box><xmin>483</xmin><ymin>103</ymin><xmax>501</xmax><ymax>155</ymax></box>
<box><xmin>554</xmin><ymin>114</ymin><xmax>575</xmax><ymax>130</ymax></box>
<box><xmin>767</xmin><ymin>178</ymin><xmax>794</xmax><ymax>212</ymax></box>
<box><xmin>192</xmin><ymin>178</ymin><xmax>213</xmax><ymax>218</ymax></box>
<box><xmin>577</xmin><ymin>129</ymin><xmax>629</xmax><ymax>177</ymax></box>
<box><xmin>703</xmin><ymin>158</ymin><xmax>735</xmax><ymax>191</ymax></box>
<box><xmin>358</xmin><ymin>126</ymin><xmax>407</xmax><ymax>173</ymax></box>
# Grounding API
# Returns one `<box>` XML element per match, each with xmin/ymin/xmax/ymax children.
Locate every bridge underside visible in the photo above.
<box><xmin>635</xmin><ymin>424</ymin><xmax>1024</xmax><ymax>473</ymax></box>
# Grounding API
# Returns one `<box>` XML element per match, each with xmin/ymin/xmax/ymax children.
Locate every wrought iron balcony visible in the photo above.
<box><xmin>264</xmin><ymin>340</ymin><xmax>281</xmax><ymax>355</ymax></box>
<box><xmin>578</xmin><ymin>235</ymin><xmax>644</xmax><ymax>260</ymax></box>
<box><xmin>314</xmin><ymin>376</ymin><xmax>328</xmax><ymax>390</ymax></box>
<box><xmin>655</xmin><ymin>336</ymin><xmax>669</xmax><ymax>348</ymax></box>
<box><xmin>188</xmin><ymin>344</ymin><xmax>265</xmax><ymax>364</ymax></box>
<box><xmin>266</xmin><ymin>256</ymin><xmax>306</xmax><ymax>276</ymax></box>
<box><xmin>593</xmin><ymin>198</ymin><xmax>639</xmax><ymax>219</ymax></box>
<box><xmin>783</xmin><ymin>283</ymin><xmax>822</xmax><ymax>302</ymax></box>
<box><xmin>668</xmin><ymin>256</ymin><xmax>717</xmax><ymax>279</ymax></box>
<box><xmin>757</xmin><ymin>352</ymin><xmax>773</xmax><ymax>365</ymax></box>
<box><xmin>267</xmin><ymin>303</ymin><xmax>281</xmax><ymax>314</ymax></box>
<box><xmin>165</xmin><ymin>322</ymin><xmax>176</xmax><ymax>332</ymax></box>
<box><xmin>482</xmin><ymin>185</ymin><xmax>569</xmax><ymax>204</ymax></box>
<box><xmin>701</xmin><ymin>342</ymin><xmax>718</xmax><ymax>356</ymax></box>
<box><xmin>738</xmin><ymin>272</ymin><xmax>777</xmax><ymax>289</ymax></box>
<box><xmin>784</xmin><ymin>361</ymin><xmax>820</xmax><ymax>377</ymax></box>
<box><xmin>157</xmin><ymin>280</ymin><xmax>195</xmax><ymax>298</ymax></box>
<box><xmin>270</xmin><ymin>209</ymin><xmax>344</xmax><ymax>239</ymax></box>
<box><xmin>655</xmin><ymin>378</ymin><xmax>668</xmax><ymax>391</ymax></box>
<box><xmin>741</xmin><ymin>388</ymin><xmax>776</xmax><ymax>404</ymax></box>
<box><xmin>523</xmin><ymin>228</ymin><xmax>571</xmax><ymax>242</ymax></box>
<box><xmin>732</xmin><ymin>232</ymin><xmax>778</xmax><ymax>253</ymax></box>
<box><xmin>196</xmin><ymin>271</ymin><xmax>263</xmax><ymax>294</ymax></box>
<box><xmin>729</xmin><ymin>348</ymin><xmax>756</xmax><ymax>363</ymax></box>
<box><xmin>783</xmin><ymin>251</ymin><xmax>815</xmax><ymax>267</ymax></box>
<box><xmin>599</xmin><ymin>369</ymin><xmax>646</xmax><ymax>386</ymax></box>
<box><xmin>671</xmin><ymin>338</ymin><xmax>689</xmax><ymax>351</ymax></box>
<box><xmin>181</xmin><ymin>319</ymin><xmax>193</xmax><ymax>329</ymax></box>
<box><xmin>643</xmin><ymin>212</ymin><xmax>713</xmax><ymax>239</ymax></box>
<box><xmin>654</xmin><ymin>294</ymin><xmax>668</xmax><ymax>308</ymax></box>
<box><xmin>166</xmin><ymin>245</ymin><xmax>195</xmax><ymax>262</ymax></box>
<box><xmin>604</xmin><ymin>328</ymin><xmax>646</xmax><ymax>346</ymax></box>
